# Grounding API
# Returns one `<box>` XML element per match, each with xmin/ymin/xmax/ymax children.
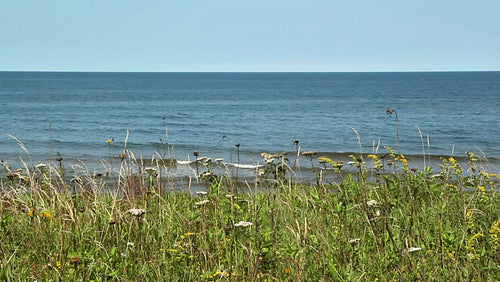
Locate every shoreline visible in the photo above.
<box><xmin>2</xmin><ymin>149</ymin><xmax>499</xmax><ymax>191</ymax></box>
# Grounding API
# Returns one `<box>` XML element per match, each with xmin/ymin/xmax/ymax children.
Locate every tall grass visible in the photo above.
<box><xmin>0</xmin><ymin>143</ymin><xmax>499</xmax><ymax>281</ymax></box>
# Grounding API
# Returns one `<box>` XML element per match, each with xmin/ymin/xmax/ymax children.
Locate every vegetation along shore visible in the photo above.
<box><xmin>0</xmin><ymin>138</ymin><xmax>499</xmax><ymax>281</ymax></box>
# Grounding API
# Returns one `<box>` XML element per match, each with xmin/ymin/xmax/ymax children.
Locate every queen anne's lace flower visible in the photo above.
<box><xmin>195</xmin><ymin>200</ymin><xmax>210</xmax><ymax>207</ymax></box>
<box><xmin>127</xmin><ymin>209</ymin><xmax>146</xmax><ymax>216</ymax></box>
<box><xmin>234</xmin><ymin>221</ymin><xmax>252</xmax><ymax>227</ymax></box>
<box><xmin>407</xmin><ymin>247</ymin><xmax>422</xmax><ymax>253</ymax></box>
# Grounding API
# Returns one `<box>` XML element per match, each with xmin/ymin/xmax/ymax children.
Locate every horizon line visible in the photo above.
<box><xmin>1</xmin><ymin>70</ymin><xmax>499</xmax><ymax>74</ymax></box>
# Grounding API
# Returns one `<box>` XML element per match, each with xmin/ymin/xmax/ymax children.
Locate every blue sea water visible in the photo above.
<box><xmin>0</xmin><ymin>71</ymin><xmax>499</xmax><ymax>170</ymax></box>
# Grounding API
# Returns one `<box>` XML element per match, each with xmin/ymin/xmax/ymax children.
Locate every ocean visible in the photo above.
<box><xmin>1</xmin><ymin>71</ymin><xmax>499</xmax><ymax>174</ymax></box>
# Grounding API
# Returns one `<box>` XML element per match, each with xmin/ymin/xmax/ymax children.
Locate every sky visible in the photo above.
<box><xmin>1</xmin><ymin>0</ymin><xmax>499</xmax><ymax>72</ymax></box>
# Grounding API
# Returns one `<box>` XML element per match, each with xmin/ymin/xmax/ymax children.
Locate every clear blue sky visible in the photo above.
<box><xmin>1</xmin><ymin>0</ymin><xmax>499</xmax><ymax>72</ymax></box>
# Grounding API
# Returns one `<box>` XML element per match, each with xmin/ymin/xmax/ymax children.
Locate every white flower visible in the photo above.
<box><xmin>225</xmin><ymin>194</ymin><xmax>236</xmax><ymax>199</ymax></box>
<box><xmin>127</xmin><ymin>242</ymin><xmax>134</xmax><ymax>248</ymax></box>
<box><xmin>199</xmin><ymin>171</ymin><xmax>214</xmax><ymax>179</ymax></box>
<box><xmin>145</xmin><ymin>167</ymin><xmax>157</xmax><ymax>174</ymax></box>
<box><xmin>197</xmin><ymin>157</ymin><xmax>211</xmax><ymax>163</ymax></box>
<box><xmin>348</xmin><ymin>238</ymin><xmax>361</xmax><ymax>244</ymax></box>
<box><xmin>366</xmin><ymin>200</ymin><xmax>378</xmax><ymax>207</ymax></box>
<box><xmin>408</xmin><ymin>247</ymin><xmax>422</xmax><ymax>253</ymax></box>
<box><xmin>234</xmin><ymin>221</ymin><xmax>252</xmax><ymax>227</ymax></box>
<box><xmin>195</xmin><ymin>199</ymin><xmax>210</xmax><ymax>207</ymax></box>
<box><xmin>36</xmin><ymin>163</ymin><xmax>47</xmax><ymax>173</ymax></box>
<box><xmin>196</xmin><ymin>191</ymin><xmax>208</xmax><ymax>196</ymax></box>
<box><xmin>127</xmin><ymin>208</ymin><xmax>146</xmax><ymax>216</ymax></box>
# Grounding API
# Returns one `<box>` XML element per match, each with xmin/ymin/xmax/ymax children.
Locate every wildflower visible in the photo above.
<box><xmin>233</xmin><ymin>203</ymin><xmax>243</xmax><ymax>212</ymax></box>
<box><xmin>333</xmin><ymin>161</ymin><xmax>344</xmax><ymax>170</ymax></box>
<box><xmin>36</xmin><ymin>163</ymin><xmax>47</xmax><ymax>170</ymax></box>
<box><xmin>184</xmin><ymin>232</ymin><xmax>196</xmax><ymax>236</ymax></box>
<box><xmin>489</xmin><ymin>219</ymin><xmax>500</xmax><ymax>247</ymax></box>
<box><xmin>467</xmin><ymin>253</ymin><xmax>480</xmax><ymax>260</ymax></box>
<box><xmin>27</xmin><ymin>209</ymin><xmax>34</xmax><ymax>217</ymax></box>
<box><xmin>301</xmin><ymin>151</ymin><xmax>318</xmax><ymax>156</ymax></box>
<box><xmin>199</xmin><ymin>171</ymin><xmax>214</xmax><ymax>179</ymax></box>
<box><xmin>201</xmin><ymin>157</ymin><xmax>213</xmax><ymax>163</ymax></box>
<box><xmin>318</xmin><ymin>156</ymin><xmax>332</xmax><ymax>164</ymax></box>
<box><xmin>348</xmin><ymin>238</ymin><xmax>361</xmax><ymax>244</ymax></box>
<box><xmin>477</xmin><ymin>186</ymin><xmax>487</xmax><ymax>199</ymax></box>
<box><xmin>260</xmin><ymin>152</ymin><xmax>274</xmax><ymax>163</ymax></box>
<box><xmin>225</xmin><ymin>194</ymin><xmax>235</xmax><ymax>199</ymax></box>
<box><xmin>285</xmin><ymin>268</ymin><xmax>291</xmax><ymax>274</ymax></box>
<box><xmin>407</xmin><ymin>247</ymin><xmax>422</xmax><ymax>253</ymax></box>
<box><xmin>195</xmin><ymin>199</ymin><xmax>210</xmax><ymax>207</ymax></box>
<box><xmin>119</xmin><ymin>153</ymin><xmax>127</xmax><ymax>159</ymax></box>
<box><xmin>447</xmin><ymin>252</ymin><xmax>456</xmax><ymax>261</ymax></box>
<box><xmin>366</xmin><ymin>200</ymin><xmax>378</xmax><ymax>207</ymax></box>
<box><xmin>127</xmin><ymin>242</ymin><xmax>134</xmax><ymax>248</ymax></box>
<box><xmin>234</xmin><ymin>221</ymin><xmax>252</xmax><ymax>227</ymax></box>
<box><xmin>144</xmin><ymin>167</ymin><xmax>157</xmax><ymax>175</ymax></box>
<box><xmin>127</xmin><ymin>208</ymin><xmax>146</xmax><ymax>216</ymax></box>
<box><xmin>196</xmin><ymin>191</ymin><xmax>208</xmax><ymax>196</ymax></box>
<box><xmin>466</xmin><ymin>233</ymin><xmax>484</xmax><ymax>259</ymax></box>
<box><xmin>39</xmin><ymin>211</ymin><xmax>51</xmax><ymax>218</ymax></box>
<box><xmin>467</xmin><ymin>210</ymin><xmax>475</xmax><ymax>232</ymax></box>
<box><xmin>367</xmin><ymin>154</ymin><xmax>378</xmax><ymax>160</ymax></box>
<box><xmin>397</xmin><ymin>154</ymin><xmax>409</xmax><ymax>171</ymax></box>
<box><xmin>106</xmin><ymin>138</ymin><xmax>113</xmax><ymax>144</ymax></box>
<box><xmin>209</xmin><ymin>270</ymin><xmax>230</xmax><ymax>279</ymax></box>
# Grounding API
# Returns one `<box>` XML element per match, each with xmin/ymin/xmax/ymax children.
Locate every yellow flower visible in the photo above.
<box><xmin>448</xmin><ymin>157</ymin><xmax>456</xmax><ymax>164</ymax></box>
<box><xmin>468</xmin><ymin>253</ymin><xmax>480</xmax><ymax>260</ymax></box>
<box><xmin>477</xmin><ymin>186</ymin><xmax>487</xmax><ymax>199</ymax></box>
<box><xmin>489</xmin><ymin>219</ymin><xmax>500</xmax><ymax>247</ymax></box>
<box><xmin>467</xmin><ymin>210</ymin><xmax>475</xmax><ymax>232</ymax></box>
<box><xmin>233</xmin><ymin>203</ymin><xmax>243</xmax><ymax>212</ymax></box>
<box><xmin>39</xmin><ymin>211</ymin><xmax>51</xmax><ymax>218</ymax></box>
<box><xmin>209</xmin><ymin>270</ymin><xmax>229</xmax><ymax>279</ymax></box>
<box><xmin>106</xmin><ymin>138</ymin><xmax>113</xmax><ymax>144</ymax></box>
<box><xmin>367</xmin><ymin>154</ymin><xmax>379</xmax><ymax>161</ymax></box>
<box><xmin>466</xmin><ymin>233</ymin><xmax>484</xmax><ymax>260</ymax></box>
<box><xmin>318</xmin><ymin>156</ymin><xmax>332</xmax><ymax>164</ymax></box>
<box><xmin>447</xmin><ymin>252</ymin><xmax>455</xmax><ymax>261</ymax></box>
<box><xmin>27</xmin><ymin>209</ymin><xmax>34</xmax><ymax>217</ymax></box>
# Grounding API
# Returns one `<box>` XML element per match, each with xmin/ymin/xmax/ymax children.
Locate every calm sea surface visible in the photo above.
<box><xmin>1</xmin><ymin>72</ymin><xmax>499</xmax><ymax>171</ymax></box>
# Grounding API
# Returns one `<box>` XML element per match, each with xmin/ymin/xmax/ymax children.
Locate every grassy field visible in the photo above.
<box><xmin>0</xmin><ymin>147</ymin><xmax>499</xmax><ymax>281</ymax></box>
